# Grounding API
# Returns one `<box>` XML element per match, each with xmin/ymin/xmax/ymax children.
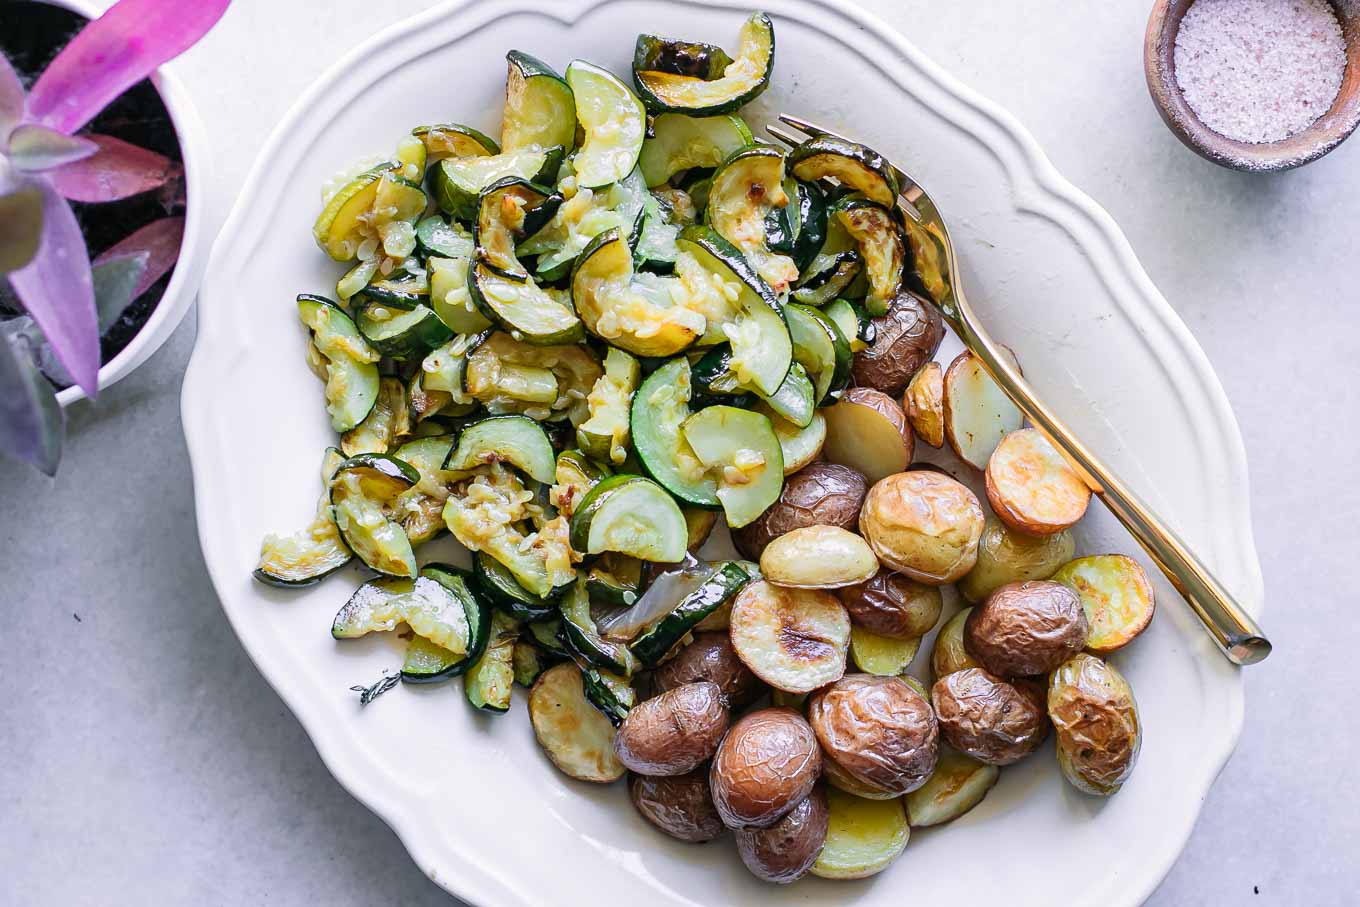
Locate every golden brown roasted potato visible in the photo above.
<box><xmin>822</xmin><ymin>388</ymin><xmax>914</xmax><ymax>484</ymax></box>
<box><xmin>931</xmin><ymin>667</ymin><xmax>1048</xmax><ymax>766</ymax></box>
<box><xmin>931</xmin><ymin>607</ymin><xmax>981</xmax><ymax>680</ymax></box>
<box><xmin>850</xmin><ymin>292</ymin><xmax>945</xmax><ymax>396</ymax></box>
<box><xmin>729</xmin><ymin>580</ymin><xmax>851</xmax><ymax>693</ymax></box>
<box><xmin>1048</xmin><ymin>654</ymin><xmax>1141</xmax><ymax>795</ymax></box>
<box><xmin>808</xmin><ymin>674</ymin><xmax>939</xmax><ymax>795</ymax></box>
<box><xmin>760</xmin><ymin>524</ymin><xmax>879</xmax><ymax>589</ymax></box>
<box><xmin>965</xmin><ymin>580</ymin><xmax>1088</xmax><ymax>677</ymax></box>
<box><xmin>903</xmin><ymin>361</ymin><xmax>945</xmax><ymax>448</ymax></box>
<box><xmin>731</xmin><ymin>462</ymin><xmax>868</xmax><ymax>561</ymax></box>
<box><xmin>985</xmin><ymin>428</ymin><xmax>1091</xmax><ymax>537</ymax></box>
<box><xmin>1051</xmin><ymin>554</ymin><xmax>1156</xmax><ymax>653</ymax></box>
<box><xmin>653</xmin><ymin>631</ymin><xmax>765</xmax><ymax>708</ymax></box>
<box><xmin>614</xmin><ymin>682</ymin><xmax>730</xmax><ymax>776</ymax></box>
<box><xmin>710</xmin><ymin>708</ymin><xmax>823</xmax><ymax>829</ymax></box>
<box><xmin>837</xmin><ymin>570</ymin><xmax>943</xmax><ymax>639</ymax></box>
<box><xmin>904</xmin><ymin>745</ymin><xmax>1000</xmax><ymax>827</ymax></box>
<box><xmin>959</xmin><ymin>518</ymin><xmax>1075</xmax><ymax>603</ymax></box>
<box><xmin>734</xmin><ymin>787</ymin><xmax>829</xmax><ymax>883</ymax></box>
<box><xmin>628</xmin><ymin>769</ymin><xmax>726</xmax><ymax>842</ymax></box>
<box><xmin>859</xmin><ymin>470</ymin><xmax>985</xmax><ymax>584</ymax></box>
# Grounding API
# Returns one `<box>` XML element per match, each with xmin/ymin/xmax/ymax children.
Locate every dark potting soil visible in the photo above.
<box><xmin>0</xmin><ymin>0</ymin><xmax>186</xmax><ymax>376</ymax></box>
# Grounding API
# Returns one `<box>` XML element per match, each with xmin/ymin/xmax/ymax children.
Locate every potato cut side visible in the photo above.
<box><xmin>904</xmin><ymin>361</ymin><xmax>944</xmax><ymax>448</ymax></box>
<box><xmin>759</xmin><ymin>525</ymin><xmax>879</xmax><ymax>589</ymax></box>
<box><xmin>1051</xmin><ymin>554</ymin><xmax>1155</xmax><ymax>653</ymax></box>
<box><xmin>822</xmin><ymin>387</ymin><xmax>913</xmax><ymax>484</ymax></box>
<box><xmin>985</xmin><ymin>428</ymin><xmax>1091</xmax><ymax>537</ymax></box>
<box><xmin>729</xmin><ymin>581</ymin><xmax>851</xmax><ymax>693</ymax></box>
<box><xmin>943</xmin><ymin>348</ymin><xmax>1022</xmax><ymax>469</ymax></box>
<box><xmin>811</xmin><ymin>787</ymin><xmax>910</xmax><ymax>879</ymax></box>
<box><xmin>904</xmin><ymin>746</ymin><xmax>999</xmax><ymax>827</ymax></box>
<box><xmin>849</xmin><ymin>627</ymin><xmax>921</xmax><ymax>676</ymax></box>
<box><xmin>823</xmin><ymin>753</ymin><xmax>899</xmax><ymax>800</ymax></box>
<box><xmin>529</xmin><ymin>663</ymin><xmax>625</xmax><ymax>783</ymax></box>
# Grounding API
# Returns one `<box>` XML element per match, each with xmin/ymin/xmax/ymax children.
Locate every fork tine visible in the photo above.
<box><xmin>777</xmin><ymin>113</ymin><xmax>837</xmax><ymax>140</ymax></box>
<box><xmin>765</xmin><ymin>123</ymin><xmax>804</xmax><ymax>148</ymax></box>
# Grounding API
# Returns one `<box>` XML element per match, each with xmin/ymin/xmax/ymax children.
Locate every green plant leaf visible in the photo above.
<box><xmin>0</xmin><ymin>186</ymin><xmax>44</xmax><ymax>274</ymax></box>
<box><xmin>0</xmin><ymin>330</ymin><xmax>65</xmax><ymax>475</ymax></box>
<box><xmin>92</xmin><ymin>251</ymin><xmax>150</xmax><ymax>332</ymax></box>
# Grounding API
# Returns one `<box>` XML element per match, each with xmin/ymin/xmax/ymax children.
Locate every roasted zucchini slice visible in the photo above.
<box><xmin>468</xmin><ymin>262</ymin><xmax>584</xmax><ymax>345</ymax></box>
<box><xmin>633</xmin><ymin>193</ymin><xmax>681</xmax><ymax>273</ymax></box>
<box><xmin>633</xmin><ymin>33</ymin><xmax>733</xmax><ymax>80</ymax></box>
<box><xmin>565</xmin><ymin>60</ymin><xmax>646</xmax><ymax>189</ymax></box>
<box><xmin>681</xmin><ymin>405</ymin><xmax>783</xmax><ymax>528</ymax></box>
<box><xmin>785</xmin><ymin>301</ymin><xmax>851</xmax><ymax>404</ymax></box>
<box><xmin>328</xmin><ymin>454</ymin><xmax>420</xmax><ymax>578</ymax></box>
<box><xmin>558</xmin><ymin>579</ymin><xmax>640</xmax><ymax>676</ymax></box>
<box><xmin>331</xmin><ymin>574</ymin><xmax>470</xmax><ymax>654</ymax></box>
<box><xmin>757</xmin><ymin>361</ymin><xmax>815</xmax><ymax>429</ymax></box>
<box><xmin>354</xmin><ymin>302</ymin><xmax>453</xmax><ymax>359</ymax></box>
<box><xmin>792</xmin><ymin>248</ymin><xmax>860</xmax><ymax>307</ymax></box>
<box><xmin>416</xmin><ymin>215</ymin><xmax>474</xmax><ymax>259</ymax></box>
<box><xmin>689</xmin><ymin>344</ymin><xmax>812</xmax><ymax>427</ymax></box>
<box><xmin>413</xmin><ymin>123</ymin><xmax>500</xmax><ymax>163</ymax></box>
<box><xmin>354</xmin><ymin>268</ymin><xmax>429</xmax><ymax>311</ymax></box>
<box><xmin>788</xmin><ymin>135</ymin><xmax>901</xmax><ymax>209</ymax></box>
<box><xmin>529</xmin><ymin>662</ymin><xmax>625</xmax><ymax>783</ymax></box>
<box><xmin>474</xmin><ymin>550</ymin><xmax>563</xmax><ymax>622</ymax></box>
<box><xmin>526</xmin><ymin>616</ymin><xmax>571</xmax><ymax>658</ymax></box>
<box><xmin>254</xmin><ymin>448</ymin><xmax>352</xmax><ymax>587</ymax></box>
<box><xmin>822</xmin><ymin>297</ymin><xmax>872</xmax><ymax>353</ymax></box>
<box><xmin>502</xmin><ymin>51</ymin><xmax>577</xmax><ymax>153</ymax></box>
<box><xmin>441</xmin><ymin>414</ymin><xmax>556</xmax><ymax>484</ymax></box>
<box><xmin>464</xmin><ymin>609</ymin><xmax>519</xmax><ymax>711</ymax></box>
<box><xmin>632</xmin><ymin>12</ymin><xmax>774</xmax><ymax>116</ymax></box>
<box><xmin>314</xmin><ymin>165</ymin><xmax>427</xmax><ymax>262</ymax></box>
<box><xmin>428</xmin><ymin>253</ymin><xmax>493</xmax><ymax>334</ymax></box>
<box><xmin>296</xmin><ymin>295</ymin><xmax>381</xmax><ymax>433</ymax></box>
<box><xmin>579</xmin><ymin>663</ymin><xmax>636</xmax><ymax>725</ymax></box>
<box><xmin>630</xmin><ymin>357</ymin><xmax>720</xmax><ymax>508</ymax></box>
<box><xmin>629</xmin><ymin>560</ymin><xmax>751</xmax><ymax>666</ymax></box>
<box><xmin>473</xmin><ymin>177</ymin><xmax>563</xmax><ymax>281</ymax></box>
<box><xmin>551</xmin><ymin>448</ymin><xmax>613</xmax><ymax>519</ymax></box>
<box><xmin>788</xmin><ymin>179</ymin><xmax>828</xmax><ymax>271</ymax></box>
<box><xmin>513</xmin><ymin>641</ymin><xmax>549</xmax><ymax>687</ymax></box>
<box><xmin>341</xmin><ymin>376</ymin><xmax>411</xmax><ymax>456</ymax></box>
<box><xmin>568</xmin><ymin>474</ymin><xmax>688</xmax><ymax>563</ymax></box>
<box><xmin>399</xmin><ymin>564</ymin><xmax>493</xmax><ymax>682</ymax></box>
<box><xmin>570</xmin><ymin>228</ymin><xmax>707</xmax><ymax>357</ymax></box>
<box><xmin>707</xmin><ymin>145</ymin><xmax>799</xmax><ymax>295</ymax></box>
<box><xmin>585</xmin><ymin>553</ymin><xmax>644</xmax><ymax>607</ymax></box>
<box><xmin>577</xmin><ymin>347</ymin><xmax>640</xmax><ymax>464</ymax></box>
<box><xmin>518</xmin><ymin>166</ymin><xmax>649</xmax><ymax>282</ymax></box>
<box><xmin>462</xmin><ymin>331</ymin><xmax>602</xmax><ymax>423</ymax></box>
<box><xmin>830</xmin><ymin>194</ymin><xmax>905</xmax><ymax>316</ymax></box>
<box><xmin>432</xmin><ymin>145</ymin><xmax>562</xmax><ymax>222</ymax></box>
<box><xmin>638</xmin><ymin>112</ymin><xmax>753</xmax><ymax>187</ymax></box>
<box><xmin>391</xmin><ymin>435</ymin><xmax>461</xmax><ymax>544</ymax></box>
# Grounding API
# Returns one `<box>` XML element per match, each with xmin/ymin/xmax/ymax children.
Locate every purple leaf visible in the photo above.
<box><xmin>95</xmin><ymin>215</ymin><xmax>183</xmax><ymax>300</ymax></box>
<box><xmin>0</xmin><ymin>329</ymin><xmax>65</xmax><ymax>475</ymax></box>
<box><xmin>6</xmin><ymin>124</ymin><xmax>99</xmax><ymax>172</ymax></box>
<box><xmin>0</xmin><ymin>54</ymin><xmax>24</xmax><ymax>139</ymax></box>
<box><xmin>0</xmin><ymin>184</ymin><xmax>45</xmax><ymax>273</ymax></box>
<box><xmin>26</xmin><ymin>0</ymin><xmax>232</xmax><ymax>136</ymax></box>
<box><xmin>49</xmin><ymin>134</ymin><xmax>181</xmax><ymax>203</ymax></box>
<box><xmin>8</xmin><ymin>180</ymin><xmax>98</xmax><ymax>397</ymax></box>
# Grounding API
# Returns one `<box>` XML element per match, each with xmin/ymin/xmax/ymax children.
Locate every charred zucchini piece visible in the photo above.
<box><xmin>314</xmin><ymin>165</ymin><xmax>426</xmax><ymax>262</ymax></box>
<box><xmin>632</xmin><ymin>13</ymin><xmax>774</xmax><ymax>116</ymax></box>
<box><xmin>630</xmin><ymin>560</ymin><xmax>751</xmax><ymax>666</ymax></box>
<box><xmin>297</xmin><ymin>295</ymin><xmax>380</xmax><ymax>432</ymax></box>
<box><xmin>707</xmin><ymin>145</ymin><xmax>799</xmax><ymax>295</ymax></box>
<box><xmin>789</xmin><ymin>180</ymin><xmax>828</xmax><ymax>271</ymax></box>
<box><xmin>559</xmin><ymin>579</ymin><xmax>640</xmax><ymax>676</ymax></box>
<box><xmin>441</xmin><ymin>414</ymin><xmax>556</xmax><ymax>483</ymax></box>
<box><xmin>527</xmin><ymin>616</ymin><xmax>571</xmax><ymax>658</ymax></box>
<box><xmin>328</xmin><ymin>454</ymin><xmax>420</xmax><ymax>578</ymax></box>
<box><xmin>399</xmin><ymin>564</ymin><xmax>493</xmax><ymax>682</ymax></box>
<box><xmin>577</xmin><ymin>347</ymin><xmax>640</xmax><ymax>464</ymax></box>
<box><xmin>355</xmin><ymin>269</ymin><xmax>429</xmax><ymax>311</ymax></box>
<box><xmin>568</xmin><ymin>474</ymin><xmax>688</xmax><ymax>563</ymax></box>
<box><xmin>788</xmin><ymin>136</ymin><xmax>901</xmax><ymax>209</ymax></box>
<box><xmin>830</xmin><ymin>194</ymin><xmax>905</xmax><ymax>316</ymax></box>
<box><xmin>473</xmin><ymin>177</ymin><xmax>562</xmax><ymax>281</ymax></box>
<box><xmin>633</xmin><ymin>193</ymin><xmax>682</xmax><ymax>273</ymax></box>
<box><xmin>630</xmin><ymin>357</ymin><xmax>720</xmax><ymax>508</ymax></box>
<box><xmin>254</xmin><ymin>449</ymin><xmax>352</xmax><ymax>587</ymax></box>
<box><xmin>464</xmin><ymin>610</ymin><xmax>520</xmax><ymax>711</ymax></box>
<box><xmin>792</xmin><ymin>249</ymin><xmax>860</xmax><ymax>307</ymax></box>
<box><xmin>681</xmin><ymin>405</ymin><xmax>783</xmax><ymax>528</ymax></box>
<box><xmin>502</xmin><ymin>51</ymin><xmax>577</xmax><ymax>153</ymax></box>
<box><xmin>633</xmin><ymin>34</ymin><xmax>733</xmax><ymax>80</ymax></box>
<box><xmin>432</xmin><ymin>145</ymin><xmax>562</xmax><ymax>222</ymax></box>
<box><xmin>638</xmin><ymin>112</ymin><xmax>753</xmax><ymax>187</ymax></box>
<box><xmin>579</xmin><ymin>663</ymin><xmax>636</xmax><ymax>725</ymax></box>
<box><xmin>566</xmin><ymin>61</ymin><xmax>646</xmax><ymax>189</ymax></box>
<box><xmin>331</xmin><ymin>574</ymin><xmax>470</xmax><ymax>654</ymax></box>
<box><xmin>474</xmin><ymin>550</ymin><xmax>563</xmax><ymax>622</ymax></box>
<box><xmin>586</xmin><ymin>553</ymin><xmax>644</xmax><ymax>607</ymax></box>
<box><xmin>413</xmin><ymin>123</ymin><xmax>499</xmax><ymax>163</ymax></box>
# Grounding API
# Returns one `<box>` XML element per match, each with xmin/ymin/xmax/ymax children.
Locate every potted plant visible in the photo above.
<box><xmin>0</xmin><ymin>0</ymin><xmax>227</xmax><ymax>474</ymax></box>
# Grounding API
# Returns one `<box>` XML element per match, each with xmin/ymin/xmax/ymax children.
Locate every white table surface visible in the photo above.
<box><xmin>2</xmin><ymin>1</ymin><xmax>1355</xmax><ymax>903</ymax></box>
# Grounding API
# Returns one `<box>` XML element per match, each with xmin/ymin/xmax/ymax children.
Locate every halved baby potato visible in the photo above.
<box><xmin>811</xmin><ymin>787</ymin><xmax>910</xmax><ymax>880</ymax></box>
<box><xmin>943</xmin><ymin>348</ymin><xmax>1023</xmax><ymax>469</ymax></box>
<box><xmin>729</xmin><ymin>580</ymin><xmax>851</xmax><ymax>693</ymax></box>
<box><xmin>904</xmin><ymin>361</ymin><xmax>944</xmax><ymax>448</ymax></box>
<box><xmin>859</xmin><ymin>470</ymin><xmax>985</xmax><ymax>585</ymax></box>
<box><xmin>530</xmin><ymin>663</ymin><xmax>625</xmax><ymax>783</ymax></box>
<box><xmin>822</xmin><ymin>387</ymin><xmax>914</xmax><ymax>484</ymax></box>
<box><xmin>1052</xmin><ymin>554</ymin><xmax>1156</xmax><ymax>653</ymax></box>
<box><xmin>759</xmin><ymin>525</ymin><xmax>879</xmax><ymax>590</ymax></box>
<box><xmin>931</xmin><ymin>607</ymin><xmax>980</xmax><ymax>680</ymax></box>
<box><xmin>904</xmin><ymin>745</ymin><xmax>999</xmax><ymax>827</ymax></box>
<box><xmin>985</xmin><ymin>428</ymin><xmax>1091</xmax><ymax>537</ymax></box>
<box><xmin>849</xmin><ymin>627</ymin><xmax>921</xmax><ymax>676</ymax></box>
<box><xmin>822</xmin><ymin>755</ymin><xmax>898</xmax><ymax>800</ymax></box>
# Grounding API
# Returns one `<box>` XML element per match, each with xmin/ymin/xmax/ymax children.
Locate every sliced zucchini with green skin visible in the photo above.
<box><xmin>254</xmin><ymin>449</ymin><xmax>351</xmax><ymax>587</ymax></box>
<box><xmin>685</xmin><ymin>175</ymin><xmax>712</xmax><ymax>213</ymax></box>
<box><xmin>527</xmin><ymin>616</ymin><xmax>571</xmax><ymax>657</ymax></box>
<box><xmin>442</xmin><ymin>414</ymin><xmax>556</xmax><ymax>483</ymax></box>
<box><xmin>468</xmin><ymin>259</ymin><xmax>584</xmax><ymax>345</ymax></box>
<box><xmin>568</xmin><ymin>475</ymin><xmax>688</xmax><ymax>563</ymax></box>
<box><xmin>513</xmin><ymin>641</ymin><xmax>549</xmax><ymax>686</ymax></box>
<box><xmin>792</xmin><ymin>250</ymin><xmax>860</xmax><ymax>306</ymax></box>
<box><xmin>474</xmin><ymin>177</ymin><xmax>562</xmax><ymax>281</ymax></box>
<box><xmin>297</xmin><ymin>295</ymin><xmax>380</xmax><ymax>432</ymax></box>
<box><xmin>688</xmin><ymin>344</ymin><xmax>808</xmax><ymax>424</ymax></box>
<box><xmin>315</xmin><ymin>165</ymin><xmax>426</xmax><ymax>261</ymax></box>
<box><xmin>465</xmin><ymin>610</ymin><xmax>519</xmax><ymax>711</ymax></box>
<box><xmin>577</xmin><ymin>347</ymin><xmax>640</xmax><ymax>464</ymax></box>
<box><xmin>831</xmin><ymin>195</ymin><xmax>905</xmax><ymax>316</ymax></box>
<box><xmin>901</xmin><ymin>216</ymin><xmax>950</xmax><ymax>307</ymax></box>
<box><xmin>474</xmin><ymin>550</ymin><xmax>562</xmax><ymax>622</ymax></box>
<box><xmin>707</xmin><ymin>145</ymin><xmax>799</xmax><ymax>295</ymax></box>
<box><xmin>392</xmin><ymin>435</ymin><xmax>459</xmax><ymax>544</ymax></box>
<box><xmin>331</xmin><ymin>574</ymin><xmax>470</xmax><ymax>653</ymax></box>
<box><xmin>566</xmin><ymin>61</ymin><xmax>646</xmax><ymax>189</ymax></box>
<box><xmin>822</xmin><ymin>298</ymin><xmax>872</xmax><ymax>354</ymax></box>
<box><xmin>419</xmin><ymin>335</ymin><xmax>476</xmax><ymax>397</ymax></box>
<box><xmin>639</xmin><ymin>113</ymin><xmax>753</xmax><ymax>187</ymax></box>
<box><xmin>559</xmin><ymin>579</ymin><xmax>639</xmax><ymax>676</ymax></box>
<box><xmin>762</xmin><ymin>406</ymin><xmax>826</xmax><ymax>475</ymax></box>
<box><xmin>502</xmin><ymin>51</ymin><xmax>577</xmax><ymax>153</ymax></box>
<box><xmin>634</xmin><ymin>194</ymin><xmax>681</xmax><ymax>273</ymax></box>
<box><xmin>519</xmin><ymin>166</ymin><xmax>649</xmax><ymax>281</ymax></box>
<box><xmin>681</xmin><ymin>405</ymin><xmax>783</xmax><ymax>529</ymax></box>
<box><xmin>785</xmin><ymin>302</ymin><xmax>851</xmax><ymax>404</ymax></box>
<box><xmin>416</xmin><ymin>215</ymin><xmax>474</xmax><ymax>259</ymax></box>
<box><xmin>355</xmin><ymin>269</ymin><xmax>429</xmax><ymax>311</ymax></box>
<box><xmin>764</xmin><ymin>176</ymin><xmax>800</xmax><ymax>255</ymax></box>
<box><xmin>630</xmin><ymin>561</ymin><xmax>750</xmax><ymax>666</ymax></box>
<box><xmin>413</xmin><ymin>123</ymin><xmax>499</xmax><ymax>163</ymax></box>
<box><xmin>428</xmin><ymin>255</ymin><xmax>493</xmax><ymax>334</ymax></box>
<box><xmin>570</xmin><ymin>228</ymin><xmax>706</xmax><ymax>357</ymax></box>
<box><xmin>341</xmin><ymin>377</ymin><xmax>411</xmax><ymax>457</ymax></box>
<box><xmin>552</xmin><ymin>448</ymin><xmax>613</xmax><ymax>518</ymax></box>
<box><xmin>676</xmin><ymin>226</ymin><xmax>792</xmax><ymax>397</ymax></box>
<box><xmin>433</xmin><ymin>146</ymin><xmax>562</xmax><ymax>222</ymax></box>
<box><xmin>329</xmin><ymin>454</ymin><xmax>419</xmax><ymax>578</ymax></box>
<box><xmin>633</xmin><ymin>34</ymin><xmax>733</xmax><ymax>81</ymax></box>
<box><xmin>355</xmin><ymin>302</ymin><xmax>454</xmax><ymax>359</ymax></box>
<box><xmin>461</xmin><ymin>331</ymin><xmax>602</xmax><ymax>423</ymax></box>
<box><xmin>630</xmin><ymin>358</ymin><xmax>720</xmax><ymax>508</ymax></box>
<box><xmin>586</xmin><ymin>553</ymin><xmax>644</xmax><ymax>607</ymax></box>
<box><xmin>756</xmin><ymin>361</ymin><xmax>815</xmax><ymax>429</ymax></box>
<box><xmin>579</xmin><ymin>663</ymin><xmax>636</xmax><ymax>725</ymax></box>
<box><xmin>399</xmin><ymin>564</ymin><xmax>493</xmax><ymax>682</ymax></box>
<box><xmin>788</xmin><ymin>136</ymin><xmax>901</xmax><ymax>209</ymax></box>
<box><xmin>401</xmin><ymin>635</ymin><xmax>464</xmax><ymax>682</ymax></box>
<box><xmin>790</xmin><ymin>180</ymin><xmax>828</xmax><ymax>271</ymax></box>
<box><xmin>632</xmin><ymin>12</ymin><xmax>775</xmax><ymax>116</ymax></box>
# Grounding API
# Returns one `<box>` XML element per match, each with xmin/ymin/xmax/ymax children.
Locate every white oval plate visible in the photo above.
<box><xmin>182</xmin><ymin>1</ymin><xmax>1265</xmax><ymax>904</ymax></box>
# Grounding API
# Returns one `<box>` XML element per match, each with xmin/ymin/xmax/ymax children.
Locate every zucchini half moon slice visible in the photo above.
<box><xmin>568</xmin><ymin>474</ymin><xmax>688</xmax><ymax>563</ymax></box>
<box><xmin>441</xmin><ymin>414</ymin><xmax>557</xmax><ymax>484</ymax></box>
<box><xmin>785</xmin><ymin>301</ymin><xmax>852</xmax><ymax>405</ymax></box>
<box><xmin>681</xmin><ymin>404</ymin><xmax>784</xmax><ymax>529</ymax></box>
<box><xmin>296</xmin><ymin>294</ymin><xmax>380</xmax><ymax>433</ymax></box>
<box><xmin>570</xmin><ymin>228</ymin><xmax>707</xmax><ymax>357</ymax></box>
<box><xmin>565</xmin><ymin>60</ymin><xmax>646</xmax><ymax>189</ymax></box>
<box><xmin>502</xmin><ymin>51</ymin><xmax>577</xmax><ymax>154</ymax></box>
<box><xmin>788</xmin><ymin>135</ymin><xmax>901</xmax><ymax>209</ymax></box>
<box><xmin>631</xmin><ymin>357</ymin><xmax>720</xmax><ymax>508</ymax></box>
<box><xmin>473</xmin><ymin>177</ymin><xmax>563</xmax><ymax>281</ymax></box>
<box><xmin>629</xmin><ymin>560</ymin><xmax>752</xmax><ymax>666</ymax></box>
<box><xmin>328</xmin><ymin>454</ymin><xmax>420</xmax><ymax>578</ymax></box>
<box><xmin>399</xmin><ymin>564</ymin><xmax>494</xmax><ymax>683</ymax></box>
<box><xmin>332</xmin><ymin>571</ymin><xmax>473</xmax><ymax>656</ymax></box>
<box><xmin>412</xmin><ymin>123</ymin><xmax>500</xmax><ymax>163</ymax></box>
<box><xmin>468</xmin><ymin>259</ymin><xmax>584</xmax><ymax>346</ymax></box>
<box><xmin>638</xmin><ymin>112</ymin><xmax>753</xmax><ymax>187</ymax></box>
<box><xmin>517</xmin><ymin>166</ymin><xmax>649</xmax><ymax>282</ymax></box>
<box><xmin>830</xmin><ymin>194</ymin><xmax>906</xmax><ymax>316</ymax></box>
<box><xmin>632</xmin><ymin>12</ymin><xmax>775</xmax><ymax>116</ymax></box>
<box><xmin>576</xmin><ymin>347</ymin><xmax>641</xmax><ymax>465</ymax></box>
<box><xmin>707</xmin><ymin>145</ymin><xmax>800</xmax><ymax>295</ymax></box>
<box><xmin>254</xmin><ymin>448</ymin><xmax>352</xmax><ymax>587</ymax></box>
<box><xmin>432</xmin><ymin>145</ymin><xmax>563</xmax><ymax>222</ymax></box>
<box><xmin>314</xmin><ymin>164</ymin><xmax>426</xmax><ymax>262</ymax></box>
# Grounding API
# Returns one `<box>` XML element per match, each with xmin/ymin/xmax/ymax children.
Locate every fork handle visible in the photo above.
<box><xmin>951</xmin><ymin>308</ymin><xmax>1270</xmax><ymax>666</ymax></box>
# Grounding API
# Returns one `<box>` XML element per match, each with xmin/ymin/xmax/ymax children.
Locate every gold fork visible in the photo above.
<box><xmin>769</xmin><ymin>114</ymin><xmax>1270</xmax><ymax>666</ymax></box>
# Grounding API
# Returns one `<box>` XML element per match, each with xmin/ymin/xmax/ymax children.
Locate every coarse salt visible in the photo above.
<box><xmin>1174</xmin><ymin>0</ymin><xmax>1348</xmax><ymax>143</ymax></box>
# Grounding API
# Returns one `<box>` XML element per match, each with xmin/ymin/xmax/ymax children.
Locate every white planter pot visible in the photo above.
<box><xmin>46</xmin><ymin>0</ymin><xmax>211</xmax><ymax>406</ymax></box>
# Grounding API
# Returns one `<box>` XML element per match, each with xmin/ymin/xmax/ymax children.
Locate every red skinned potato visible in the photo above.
<box><xmin>710</xmin><ymin>708</ymin><xmax>823</xmax><ymax>829</ymax></box>
<box><xmin>822</xmin><ymin>387</ymin><xmax>914</xmax><ymax>484</ymax></box>
<box><xmin>837</xmin><ymin>571</ymin><xmax>943</xmax><ymax>639</ymax></box>
<box><xmin>985</xmin><ymin>428</ymin><xmax>1091</xmax><ymax>537</ymax></box>
<box><xmin>1048</xmin><ymin>654</ymin><xmax>1141</xmax><ymax>795</ymax></box>
<box><xmin>614</xmin><ymin>682</ymin><xmax>730</xmax><ymax>776</ymax></box>
<box><xmin>965</xmin><ymin>580</ymin><xmax>1088</xmax><ymax>677</ymax></box>
<box><xmin>653</xmin><ymin>632</ymin><xmax>764</xmax><ymax>708</ymax></box>
<box><xmin>734</xmin><ymin>786</ymin><xmax>829</xmax><ymax>883</ymax></box>
<box><xmin>629</xmin><ymin>769</ymin><xmax>726</xmax><ymax>842</ymax></box>
<box><xmin>731</xmin><ymin>462</ymin><xmax>868</xmax><ymax>561</ymax></box>
<box><xmin>809</xmin><ymin>674</ymin><xmax>939</xmax><ymax>795</ymax></box>
<box><xmin>932</xmin><ymin>667</ymin><xmax>1048</xmax><ymax>766</ymax></box>
<box><xmin>859</xmin><ymin>470</ymin><xmax>985</xmax><ymax>584</ymax></box>
<box><xmin>851</xmin><ymin>292</ymin><xmax>945</xmax><ymax>396</ymax></box>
